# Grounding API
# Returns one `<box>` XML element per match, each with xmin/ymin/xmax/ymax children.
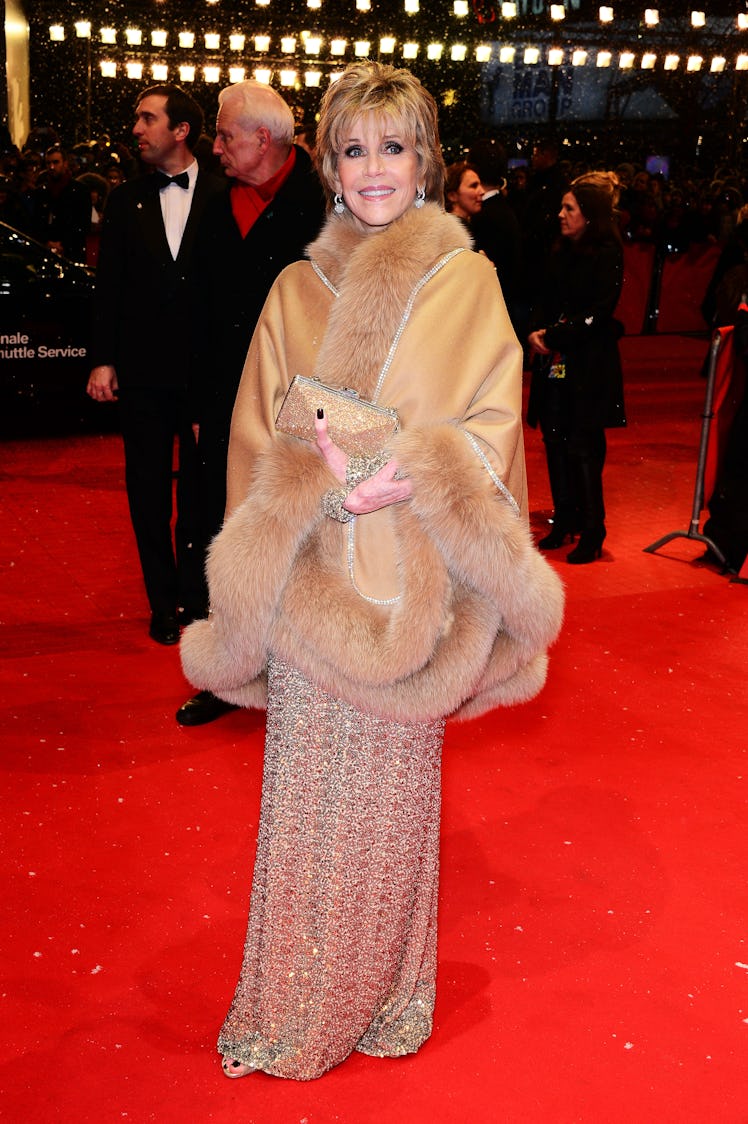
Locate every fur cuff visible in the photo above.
<box><xmin>393</xmin><ymin>423</ymin><xmax>564</xmax><ymax>658</ymax></box>
<box><xmin>180</xmin><ymin>437</ymin><xmax>334</xmax><ymax>693</ymax></box>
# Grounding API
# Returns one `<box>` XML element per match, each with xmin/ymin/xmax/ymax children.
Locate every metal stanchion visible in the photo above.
<box><xmin>643</xmin><ymin>329</ymin><xmax>728</xmax><ymax>566</ymax></box>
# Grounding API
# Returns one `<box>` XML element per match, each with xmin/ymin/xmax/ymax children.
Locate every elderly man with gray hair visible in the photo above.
<box><xmin>177</xmin><ymin>80</ymin><xmax>325</xmax><ymax>726</ymax></box>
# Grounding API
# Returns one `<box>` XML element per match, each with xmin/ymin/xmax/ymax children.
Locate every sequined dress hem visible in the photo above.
<box><xmin>217</xmin><ymin>656</ymin><xmax>444</xmax><ymax>1081</ymax></box>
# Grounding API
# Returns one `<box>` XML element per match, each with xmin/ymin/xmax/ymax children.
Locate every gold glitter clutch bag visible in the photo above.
<box><xmin>275</xmin><ymin>375</ymin><xmax>400</xmax><ymax>457</ymax></box>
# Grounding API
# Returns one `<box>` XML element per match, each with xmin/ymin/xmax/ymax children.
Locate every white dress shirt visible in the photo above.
<box><xmin>158</xmin><ymin>160</ymin><xmax>198</xmax><ymax>260</ymax></box>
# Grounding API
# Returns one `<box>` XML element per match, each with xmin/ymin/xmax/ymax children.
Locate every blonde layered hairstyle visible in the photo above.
<box><xmin>315</xmin><ymin>62</ymin><xmax>446</xmax><ymax>208</ymax></box>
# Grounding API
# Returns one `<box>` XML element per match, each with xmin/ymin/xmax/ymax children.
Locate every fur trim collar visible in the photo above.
<box><xmin>307</xmin><ymin>203</ymin><xmax>472</xmax><ymax>400</ymax></box>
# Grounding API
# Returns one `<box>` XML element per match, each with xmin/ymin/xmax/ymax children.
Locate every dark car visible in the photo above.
<box><xmin>0</xmin><ymin>221</ymin><xmax>111</xmax><ymax>433</ymax></box>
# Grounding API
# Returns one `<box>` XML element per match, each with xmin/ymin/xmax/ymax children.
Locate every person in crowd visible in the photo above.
<box><xmin>77</xmin><ymin>171</ymin><xmax>108</xmax><ymax>225</ymax></box>
<box><xmin>0</xmin><ymin>176</ymin><xmax>25</xmax><ymax>229</ymax></box>
<box><xmin>35</xmin><ymin>144</ymin><xmax>90</xmax><ymax>260</ymax></box>
<box><xmin>468</xmin><ymin>137</ymin><xmax>524</xmax><ymax>336</ymax></box>
<box><xmin>521</xmin><ymin>137</ymin><xmax>568</xmax><ymax>269</ymax></box>
<box><xmin>24</xmin><ymin>125</ymin><xmax>59</xmax><ymax>156</ymax></box>
<box><xmin>181</xmin><ymin>60</ymin><xmax>563</xmax><ymax>1083</ymax></box>
<box><xmin>444</xmin><ymin>159</ymin><xmax>484</xmax><ymax>227</ymax></box>
<box><xmin>294</xmin><ymin>120</ymin><xmax>317</xmax><ymax>160</ymax></box>
<box><xmin>193</xmin><ymin>132</ymin><xmax>223</xmax><ymax>175</ymax></box>
<box><xmin>506</xmin><ymin>161</ymin><xmax>529</xmax><ymax>224</ymax></box>
<box><xmin>660</xmin><ymin>186</ymin><xmax>691</xmax><ymax>254</ymax></box>
<box><xmin>614</xmin><ymin>161</ymin><xmax>636</xmax><ymax>228</ymax></box>
<box><xmin>86</xmin><ymin>85</ymin><xmax>224</xmax><ymax>645</ymax></box>
<box><xmin>7</xmin><ymin>152</ymin><xmax>43</xmax><ymax>238</ymax></box>
<box><xmin>76</xmin><ymin>170</ymin><xmax>108</xmax><ymax>266</ymax></box>
<box><xmin>712</xmin><ymin>183</ymin><xmax>743</xmax><ymax>244</ymax></box>
<box><xmin>66</xmin><ymin>146</ymin><xmax>86</xmax><ymax>178</ymax></box>
<box><xmin>174</xmin><ymin>79</ymin><xmax>325</xmax><ymax>727</ymax></box>
<box><xmin>527</xmin><ymin>170</ymin><xmax>626</xmax><ymax>564</ymax></box>
<box><xmin>621</xmin><ymin>169</ymin><xmax>662</xmax><ymax>244</ymax></box>
<box><xmin>92</xmin><ymin>133</ymin><xmax>138</xmax><ymax>180</ymax></box>
<box><xmin>625</xmin><ymin>189</ymin><xmax>662</xmax><ymax>244</ymax></box>
<box><xmin>103</xmin><ymin>160</ymin><xmax>125</xmax><ymax>192</ymax></box>
<box><xmin>518</xmin><ymin>139</ymin><xmax>569</xmax><ymax>356</ymax></box>
<box><xmin>615</xmin><ymin>162</ymin><xmax>635</xmax><ymax>190</ymax></box>
<box><xmin>701</xmin><ymin>203</ymin><xmax>748</xmax><ymax>328</ymax></box>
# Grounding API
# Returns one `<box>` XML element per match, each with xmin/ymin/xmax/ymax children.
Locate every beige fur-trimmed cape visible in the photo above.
<box><xmin>181</xmin><ymin>204</ymin><xmax>564</xmax><ymax>722</ymax></box>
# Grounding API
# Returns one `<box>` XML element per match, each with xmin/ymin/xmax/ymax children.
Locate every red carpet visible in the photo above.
<box><xmin>2</xmin><ymin>333</ymin><xmax>747</xmax><ymax>1123</ymax></box>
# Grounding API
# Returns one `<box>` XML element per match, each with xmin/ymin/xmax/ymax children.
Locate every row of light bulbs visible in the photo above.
<box><xmin>96</xmin><ymin>47</ymin><xmax>748</xmax><ymax>82</ymax></box>
<box><xmin>51</xmin><ymin>7</ymin><xmax>742</xmax><ymax>43</ymax></box>
<box><xmin>178</xmin><ymin>0</ymin><xmax>726</xmax><ymax>19</ymax></box>
<box><xmin>48</xmin><ymin>26</ymin><xmax>748</xmax><ymax>69</ymax></box>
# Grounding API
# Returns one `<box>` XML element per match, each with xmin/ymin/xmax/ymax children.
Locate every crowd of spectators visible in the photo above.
<box><xmin>2</xmin><ymin>117</ymin><xmax>748</xmax><ymax>272</ymax></box>
<box><xmin>0</xmin><ymin>125</ymin><xmax>139</xmax><ymax>263</ymax></box>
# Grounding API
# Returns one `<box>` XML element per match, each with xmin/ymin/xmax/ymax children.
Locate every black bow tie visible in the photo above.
<box><xmin>154</xmin><ymin>170</ymin><xmax>189</xmax><ymax>190</ymax></box>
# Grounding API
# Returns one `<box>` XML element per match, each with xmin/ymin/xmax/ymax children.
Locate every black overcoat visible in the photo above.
<box><xmin>527</xmin><ymin>236</ymin><xmax>626</xmax><ymax>432</ymax></box>
<box><xmin>190</xmin><ymin>145</ymin><xmax>325</xmax><ymax>428</ymax></box>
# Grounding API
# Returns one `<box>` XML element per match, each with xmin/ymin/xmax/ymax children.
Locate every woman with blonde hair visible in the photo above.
<box><xmin>182</xmin><ymin>61</ymin><xmax>563</xmax><ymax>1081</ymax></box>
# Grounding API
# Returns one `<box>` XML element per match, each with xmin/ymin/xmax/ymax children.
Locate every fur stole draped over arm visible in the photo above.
<box><xmin>179</xmin><ymin>438</ymin><xmax>337</xmax><ymax>709</ymax></box>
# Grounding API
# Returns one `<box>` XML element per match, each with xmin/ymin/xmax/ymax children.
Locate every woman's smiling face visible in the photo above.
<box><xmin>335</xmin><ymin>114</ymin><xmax>421</xmax><ymax>233</ymax></box>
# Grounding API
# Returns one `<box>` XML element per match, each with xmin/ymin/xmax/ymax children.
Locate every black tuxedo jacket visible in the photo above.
<box><xmin>90</xmin><ymin>168</ymin><xmax>224</xmax><ymax>389</ymax></box>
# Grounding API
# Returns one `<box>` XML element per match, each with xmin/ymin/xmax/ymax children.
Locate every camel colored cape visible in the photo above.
<box><xmin>181</xmin><ymin>203</ymin><xmax>564</xmax><ymax>722</ymax></box>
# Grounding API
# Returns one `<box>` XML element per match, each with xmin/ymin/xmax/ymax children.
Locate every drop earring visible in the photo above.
<box><xmin>414</xmin><ymin>186</ymin><xmax>426</xmax><ymax>209</ymax></box>
<box><xmin>333</xmin><ymin>193</ymin><xmax>345</xmax><ymax>215</ymax></box>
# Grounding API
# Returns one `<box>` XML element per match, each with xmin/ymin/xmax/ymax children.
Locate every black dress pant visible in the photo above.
<box><xmin>195</xmin><ymin>413</ymin><xmax>231</xmax><ymax>553</ymax></box>
<box><xmin>118</xmin><ymin>386</ymin><xmax>207</xmax><ymax>620</ymax></box>
<box><xmin>540</xmin><ymin>378</ymin><xmax>607</xmax><ymax>533</ymax></box>
<box><xmin>193</xmin><ymin>380</ymin><xmax>243</xmax><ymax>588</ymax></box>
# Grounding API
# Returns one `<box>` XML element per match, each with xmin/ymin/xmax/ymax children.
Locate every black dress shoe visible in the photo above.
<box><xmin>149</xmin><ymin>612</ymin><xmax>180</xmax><ymax>646</ymax></box>
<box><xmin>566</xmin><ymin>528</ymin><xmax>606</xmax><ymax>565</ymax></box>
<box><xmin>176</xmin><ymin>690</ymin><xmax>238</xmax><ymax>727</ymax></box>
<box><xmin>538</xmin><ymin>525</ymin><xmax>575</xmax><ymax>551</ymax></box>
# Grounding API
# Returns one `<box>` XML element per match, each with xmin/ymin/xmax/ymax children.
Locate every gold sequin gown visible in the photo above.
<box><xmin>217</xmin><ymin>657</ymin><xmax>445</xmax><ymax>1081</ymax></box>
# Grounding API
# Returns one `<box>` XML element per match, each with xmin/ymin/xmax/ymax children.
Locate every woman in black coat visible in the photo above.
<box><xmin>527</xmin><ymin>171</ymin><xmax>626</xmax><ymax>564</ymax></box>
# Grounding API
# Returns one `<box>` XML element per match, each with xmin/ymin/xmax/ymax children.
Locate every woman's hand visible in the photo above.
<box><xmin>314</xmin><ymin>410</ymin><xmax>348</xmax><ymax>484</ymax></box>
<box><xmin>314</xmin><ymin>410</ymin><xmax>412</xmax><ymax>514</ymax></box>
<box><xmin>528</xmin><ymin>328</ymin><xmax>550</xmax><ymax>356</ymax></box>
<box><xmin>346</xmin><ymin>461</ymin><xmax>412</xmax><ymax>515</ymax></box>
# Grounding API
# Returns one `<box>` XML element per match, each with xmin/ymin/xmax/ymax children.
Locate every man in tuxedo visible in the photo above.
<box><xmin>467</xmin><ymin>138</ymin><xmax>523</xmax><ymax>337</ymax></box>
<box><xmin>175</xmin><ymin>79</ymin><xmax>325</xmax><ymax>726</ymax></box>
<box><xmin>87</xmin><ymin>85</ymin><xmax>223</xmax><ymax>646</ymax></box>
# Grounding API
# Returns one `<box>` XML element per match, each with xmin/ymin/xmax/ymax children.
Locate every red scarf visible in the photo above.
<box><xmin>230</xmin><ymin>147</ymin><xmax>297</xmax><ymax>238</ymax></box>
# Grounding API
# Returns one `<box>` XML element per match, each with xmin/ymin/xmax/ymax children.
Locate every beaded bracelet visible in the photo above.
<box><xmin>321</xmin><ymin>488</ymin><xmax>355</xmax><ymax>523</ymax></box>
<box><xmin>345</xmin><ymin>449</ymin><xmax>391</xmax><ymax>489</ymax></box>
